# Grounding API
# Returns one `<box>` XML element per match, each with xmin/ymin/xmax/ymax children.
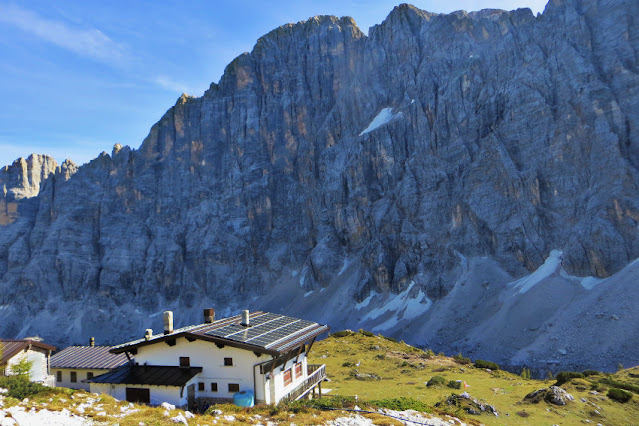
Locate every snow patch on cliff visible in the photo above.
<box><xmin>363</xmin><ymin>282</ymin><xmax>431</xmax><ymax>330</ymax></box>
<box><xmin>511</xmin><ymin>250</ymin><xmax>563</xmax><ymax>294</ymax></box>
<box><xmin>359</xmin><ymin>108</ymin><xmax>402</xmax><ymax>135</ymax></box>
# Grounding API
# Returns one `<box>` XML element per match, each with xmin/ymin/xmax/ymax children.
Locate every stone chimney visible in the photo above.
<box><xmin>89</xmin><ymin>337</ymin><xmax>95</xmax><ymax>347</ymax></box>
<box><xmin>145</xmin><ymin>329</ymin><xmax>153</xmax><ymax>341</ymax></box>
<box><xmin>163</xmin><ymin>311</ymin><xmax>174</xmax><ymax>335</ymax></box>
<box><xmin>204</xmin><ymin>308</ymin><xmax>215</xmax><ymax>324</ymax></box>
<box><xmin>241</xmin><ymin>310</ymin><xmax>250</xmax><ymax>327</ymax></box>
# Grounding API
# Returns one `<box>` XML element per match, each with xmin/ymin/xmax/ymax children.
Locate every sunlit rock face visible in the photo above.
<box><xmin>1</xmin><ymin>0</ymin><xmax>639</xmax><ymax>371</ymax></box>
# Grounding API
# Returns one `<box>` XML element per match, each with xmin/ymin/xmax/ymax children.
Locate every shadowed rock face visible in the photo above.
<box><xmin>1</xmin><ymin>0</ymin><xmax>639</xmax><ymax>371</ymax></box>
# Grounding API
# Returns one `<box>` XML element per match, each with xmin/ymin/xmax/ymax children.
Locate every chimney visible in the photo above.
<box><xmin>241</xmin><ymin>310</ymin><xmax>250</xmax><ymax>327</ymax></box>
<box><xmin>89</xmin><ymin>337</ymin><xmax>95</xmax><ymax>347</ymax></box>
<box><xmin>204</xmin><ymin>308</ymin><xmax>215</xmax><ymax>324</ymax></box>
<box><xmin>145</xmin><ymin>329</ymin><xmax>153</xmax><ymax>341</ymax></box>
<box><xmin>163</xmin><ymin>311</ymin><xmax>174</xmax><ymax>335</ymax></box>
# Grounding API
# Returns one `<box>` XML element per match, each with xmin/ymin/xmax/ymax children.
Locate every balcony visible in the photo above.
<box><xmin>281</xmin><ymin>364</ymin><xmax>327</xmax><ymax>402</ymax></box>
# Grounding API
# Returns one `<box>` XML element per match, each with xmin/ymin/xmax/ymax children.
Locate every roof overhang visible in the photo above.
<box><xmin>110</xmin><ymin>325</ymin><xmax>329</xmax><ymax>357</ymax></box>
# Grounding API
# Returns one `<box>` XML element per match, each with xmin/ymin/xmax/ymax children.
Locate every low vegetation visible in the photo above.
<box><xmin>473</xmin><ymin>359</ymin><xmax>499</xmax><ymax>370</ymax></box>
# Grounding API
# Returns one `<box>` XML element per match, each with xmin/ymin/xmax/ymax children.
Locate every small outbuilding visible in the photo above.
<box><xmin>0</xmin><ymin>338</ymin><xmax>56</xmax><ymax>385</ymax></box>
<box><xmin>88</xmin><ymin>309</ymin><xmax>329</xmax><ymax>408</ymax></box>
<box><xmin>50</xmin><ymin>338</ymin><xmax>128</xmax><ymax>391</ymax></box>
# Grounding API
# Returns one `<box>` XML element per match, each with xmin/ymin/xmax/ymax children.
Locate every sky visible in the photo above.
<box><xmin>0</xmin><ymin>0</ymin><xmax>548</xmax><ymax>168</ymax></box>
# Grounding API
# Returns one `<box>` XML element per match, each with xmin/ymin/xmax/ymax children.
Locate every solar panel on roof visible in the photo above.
<box><xmin>203</xmin><ymin>313</ymin><xmax>318</xmax><ymax>348</ymax></box>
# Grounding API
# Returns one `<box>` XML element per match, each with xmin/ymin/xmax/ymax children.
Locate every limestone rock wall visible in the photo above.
<box><xmin>0</xmin><ymin>0</ymin><xmax>638</xmax><ymax>370</ymax></box>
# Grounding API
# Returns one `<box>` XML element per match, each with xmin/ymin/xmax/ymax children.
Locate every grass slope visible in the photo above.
<box><xmin>307</xmin><ymin>330</ymin><xmax>639</xmax><ymax>425</ymax></box>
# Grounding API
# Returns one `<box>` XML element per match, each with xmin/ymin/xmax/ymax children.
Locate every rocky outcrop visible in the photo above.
<box><xmin>524</xmin><ymin>386</ymin><xmax>575</xmax><ymax>405</ymax></box>
<box><xmin>1</xmin><ymin>0</ymin><xmax>639</xmax><ymax>371</ymax></box>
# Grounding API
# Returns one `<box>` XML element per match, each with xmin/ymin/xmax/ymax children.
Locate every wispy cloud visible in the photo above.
<box><xmin>0</xmin><ymin>4</ymin><xmax>127</xmax><ymax>65</ymax></box>
<box><xmin>153</xmin><ymin>75</ymin><xmax>191</xmax><ymax>94</ymax></box>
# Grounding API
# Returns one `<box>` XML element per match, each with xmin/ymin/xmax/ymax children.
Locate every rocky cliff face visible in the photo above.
<box><xmin>1</xmin><ymin>0</ymin><xmax>639</xmax><ymax>371</ymax></box>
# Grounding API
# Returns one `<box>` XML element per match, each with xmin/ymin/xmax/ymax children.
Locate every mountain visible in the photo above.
<box><xmin>1</xmin><ymin>0</ymin><xmax>639</xmax><ymax>372</ymax></box>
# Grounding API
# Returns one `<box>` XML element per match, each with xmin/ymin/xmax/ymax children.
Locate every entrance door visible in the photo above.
<box><xmin>187</xmin><ymin>383</ymin><xmax>196</xmax><ymax>411</ymax></box>
<box><xmin>126</xmin><ymin>387</ymin><xmax>150</xmax><ymax>404</ymax></box>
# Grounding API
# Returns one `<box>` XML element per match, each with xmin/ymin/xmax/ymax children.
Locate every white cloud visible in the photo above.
<box><xmin>0</xmin><ymin>4</ymin><xmax>127</xmax><ymax>65</ymax></box>
<box><xmin>153</xmin><ymin>75</ymin><xmax>191</xmax><ymax>94</ymax></box>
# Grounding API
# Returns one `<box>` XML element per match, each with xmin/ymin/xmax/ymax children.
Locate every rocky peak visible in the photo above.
<box><xmin>0</xmin><ymin>154</ymin><xmax>59</xmax><ymax>201</ymax></box>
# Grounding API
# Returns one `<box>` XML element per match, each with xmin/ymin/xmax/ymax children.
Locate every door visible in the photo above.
<box><xmin>126</xmin><ymin>387</ymin><xmax>150</xmax><ymax>404</ymax></box>
<box><xmin>187</xmin><ymin>383</ymin><xmax>196</xmax><ymax>411</ymax></box>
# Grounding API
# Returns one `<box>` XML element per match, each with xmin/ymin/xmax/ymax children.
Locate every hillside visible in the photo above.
<box><xmin>1</xmin><ymin>0</ymin><xmax>639</xmax><ymax>372</ymax></box>
<box><xmin>1</xmin><ymin>333</ymin><xmax>638</xmax><ymax>425</ymax></box>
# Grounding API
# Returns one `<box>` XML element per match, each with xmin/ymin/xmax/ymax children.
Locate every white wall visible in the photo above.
<box><xmin>4</xmin><ymin>347</ymin><xmax>49</xmax><ymax>382</ymax></box>
<box><xmin>134</xmin><ymin>337</ymin><xmax>265</xmax><ymax>401</ymax></box>
<box><xmin>271</xmin><ymin>354</ymin><xmax>308</xmax><ymax>404</ymax></box>
<box><xmin>90</xmin><ymin>381</ymin><xmax>191</xmax><ymax>407</ymax></box>
<box><xmin>53</xmin><ymin>368</ymin><xmax>110</xmax><ymax>391</ymax></box>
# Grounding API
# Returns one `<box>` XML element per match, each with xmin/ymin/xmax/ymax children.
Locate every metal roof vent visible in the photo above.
<box><xmin>145</xmin><ymin>329</ymin><xmax>153</xmax><ymax>341</ymax></box>
<box><xmin>89</xmin><ymin>337</ymin><xmax>95</xmax><ymax>347</ymax></box>
<box><xmin>241</xmin><ymin>310</ymin><xmax>250</xmax><ymax>327</ymax></box>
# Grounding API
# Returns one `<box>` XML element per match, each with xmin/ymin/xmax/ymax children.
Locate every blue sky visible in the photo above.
<box><xmin>0</xmin><ymin>0</ymin><xmax>548</xmax><ymax>167</ymax></box>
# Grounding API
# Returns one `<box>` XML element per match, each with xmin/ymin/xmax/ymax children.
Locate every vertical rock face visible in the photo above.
<box><xmin>1</xmin><ymin>0</ymin><xmax>639</xmax><ymax>370</ymax></box>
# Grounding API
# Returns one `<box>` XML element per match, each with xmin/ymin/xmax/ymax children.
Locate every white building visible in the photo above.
<box><xmin>0</xmin><ymin>338</ymin><xmax>56</xmax><ymax>385</ymax></box>
<box><xmin>88</xmin><ymin>309</ymin><xmax>329</xmax><ymax>409</ymax></box>
<box><xmin>50</xmin><ymin>338</ymin><xmax>128</xmax><ymax>391</ymax></box>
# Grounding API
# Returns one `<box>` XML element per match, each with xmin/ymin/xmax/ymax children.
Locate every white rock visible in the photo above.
<box><xmin>170</xmin><ymin>413</ymin><xmax>188</xmax><ymax>424</ymax></box>
<box><xmin>184</xmin><ymin>410</ymin><xmax>195</xmax><ymax>419</ymax></box>
<box><xmin>224</xmin><ymin>415</ymin><xmax>236</xmax><ymax>421</ymax></box>
<box><xmin>161</xmin><ymin>402</ymin><xmax>176</xmax><ymax>411</ymax></box>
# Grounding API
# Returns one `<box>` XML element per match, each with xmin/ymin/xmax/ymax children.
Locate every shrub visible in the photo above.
<box><xmin>427</xmin><ymin>376</ymin><xmax>446</xmax><ymax>387</ymax></box>
<box><xmin>554</xmin><ymin>371</ymin><xmax>584</xmax><ymax>386</ymax></box>
<box><xmin>474</xmin><ymin>359</ymin><xmax>500</xmax><ymax>370</ymax></box>
<box><xmin>607</xmin><ymin>388</ymin><xmax>633</xmax><ymax>403</ymax></box>
<box><xmin>382</xmin><ymin>336</ymin><xmax>397</xmax><ymax>343</ymax></box>
<box><xmin>359</xmin><ymin>329</ymin><xmax>375</xmax><ymax>337</ymax></box>
<box><xmin>600</xmin><ymin>378</ymin><xmax>639</xmax><ymax>394</ymax></box>
<box><xmin>453</xmin><ymin>353</ymin><xmax>471</xmax><ymax>365</ymax></box>
<box><xmin>520</xmin><ymin>367</ymin><xmax>532</xmax><ymax>379</ymax></box>
<box><xmin>331</xmin><ymin>330</ymin><xmax>353</xmax><ymax>338</ymax></box>
<box><xmin>421</xmin><ymin>349</ymin><xmax>435</xmax><ymax>358</ymax></box>
<box><xmin>447</xmin><ymin>380</ymin><xmax>462</xmax><ymax>389</ymax></box>
<box><xmin>342</xmin><ymin>361</ymin><xmax>354</xmax><ymax>367</ymax></box>
<box><xmin>0</xmin><ymin>375</ymin><xmax>48</xmax><ymax>399</ymax></box>
<box><xmin>370</xmin><ymin>397</ymin><xmax>431</xmax><ymax>412</ymax></box>
<box><xmin>582</xmin><ymin>369</ymin><xmax>602</xmax><ymax>377</ymax></box>
<box><xmin>10</xmin><ymin>358</ymin><xmax>33</xmax><ymax>378</ymax></box>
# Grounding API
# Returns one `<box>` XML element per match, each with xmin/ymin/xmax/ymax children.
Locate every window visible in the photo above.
<box><xmin>70</xmin><ymin>371</ymin><xmax>77</xmax><ymax>383</ymax></box>
<box><xmin>56</xmin><ymin>371</ymin><xmax>62</xmax><ymax>382</ymax></box>
<box><xmin>228</xmin><ymin>383</ymin><xmax>240</xmax><ymax>392</ymax></box>
<box><xmin>87</xmin><ymin>372</ymin><xmax>94</xmax><ymax>380</ymax></box>
<box><xmin>179</xmin><ymin>357</ymin><xmax>190</xmax><ymax>367</ymax></box>
<box><xmin>198</xmin><ymin>382</ymin><xmax>205</xmax><ymax>391</ymax></box>
<box><xmin>224</xmin><ymin>357</ymin><xmax>233</xmax><ymax>366</ymax></box>
<box><xmin>295</xmin><ymin>362</ymin><xmax>302</xmax><ymax>378</ymax></box>
<box><xmin>126</xmin><ymin>388</ymin><xmax>150</xmax><ymax>404</ymax></box>
<box><xmin>211</xmin><ymin>382</ymin><xmax>218</xmax><ymax>392</ymax></box>
<box><xmin>283</xmin><ymin>368</ymin><xmax>292</xmax><ymax>386</ymax></box>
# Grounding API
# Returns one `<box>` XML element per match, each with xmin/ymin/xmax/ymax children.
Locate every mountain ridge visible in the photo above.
<box><xmin>1</xmin><ymin>0</ymin><xmax>638</xmax><ymax>372</ymax></box>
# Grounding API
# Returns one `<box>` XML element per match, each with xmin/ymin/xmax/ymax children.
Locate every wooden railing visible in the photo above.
<box><xmin>281</xmin><ymin>364</ymin><xmax>327</xmax><ymax>402</ymax></box>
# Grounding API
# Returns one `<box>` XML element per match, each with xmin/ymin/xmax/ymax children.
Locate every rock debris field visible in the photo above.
<box><xmin>0</xmin><ymin>387</ymin><xmax>469</xmax><ymax>425</ymax></box>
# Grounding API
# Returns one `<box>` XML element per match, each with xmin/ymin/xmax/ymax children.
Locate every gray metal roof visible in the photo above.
<box><xmin>86</xmin><ymin>365</ymin><xmax>202</xmax><ymax>387</ymax></box>
<box><xmin>111</xmin><ymin>311</ymin><xmax>329</xmax><ymax>356</ymax></box>
<box><xmin>50</xmin><ymin>346</ymin><xmax>128</xmax><ymax>369</ymax></box>
<box><xmin>0</xmin><ymin>339</ymin><xmax>56</xmax><ymax>366</ymax></box>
